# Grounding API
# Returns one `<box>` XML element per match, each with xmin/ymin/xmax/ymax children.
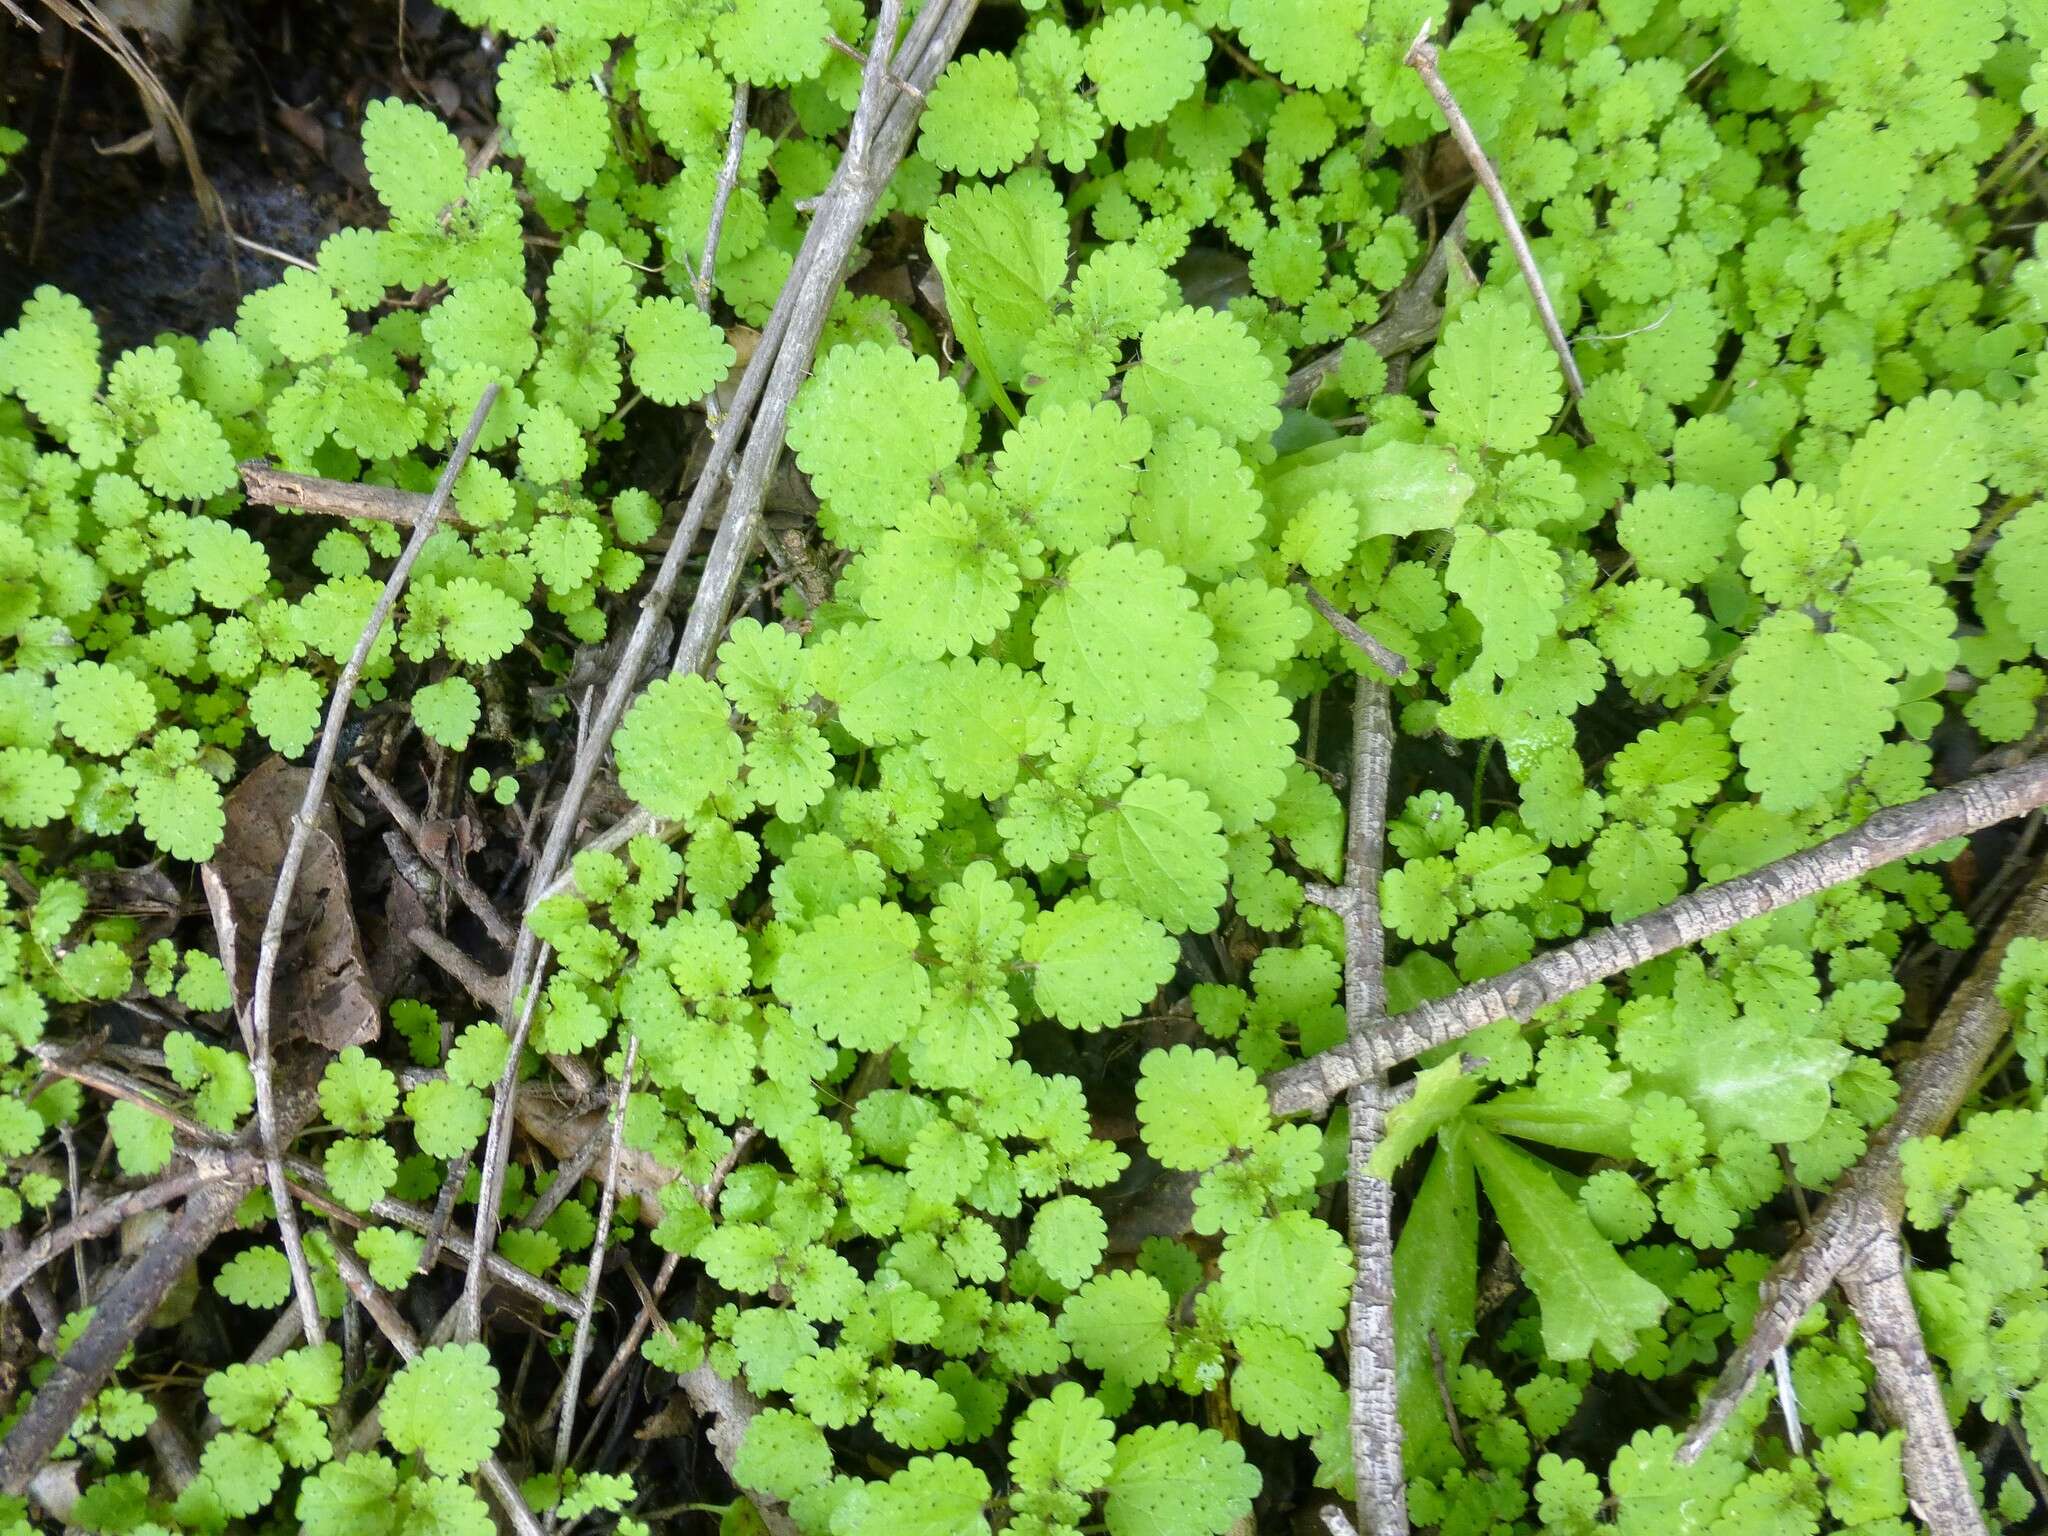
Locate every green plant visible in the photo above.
<box><xmin>3</xmin><ymin>0</ymin><xmax>2048</xmax><ymax>1532</ymax></box>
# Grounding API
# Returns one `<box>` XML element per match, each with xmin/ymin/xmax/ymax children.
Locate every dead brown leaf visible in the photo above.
<box><xmin>202</xmin><ymin>757</ymin><xmax>379</xmax><ymax>1052</ymax></box>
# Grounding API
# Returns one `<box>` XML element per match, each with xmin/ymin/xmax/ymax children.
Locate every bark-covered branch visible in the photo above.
<box><xmin>1268</xmin><ymin>756</ymin><xmax>2048</xmax><ymax>1118</ymax></box>
<box><xmin>1307</xmin><ymin>678</ymin><xmax>1408</xmax><ymax>1536</ymax></box>
<box><xmin>1673</xmin><ymin>861</ymin><xmax>2048</xmax><ymax>1500</ymax></box>
<box><xmin>0</xmin><ymin>1085</ymin><xmax>317</xmax><ymax>1494</ymax></box>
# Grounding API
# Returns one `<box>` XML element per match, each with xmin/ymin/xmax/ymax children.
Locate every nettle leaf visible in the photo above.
<box><xmin>1431</xmin><ymin>289</ymin><xmax>1564</xmax><ymax>456</ymax></box>
<box><xmin>1058</xmin><ymin>1269</ymin><xmax>1174</xmax><ymax>1383</ymax></box>
<box><xmin>1103</xmin><ymin>1422</ymin><xmax>1261</xmax><ymax>1536</ymax></box>
<box><xmin>613</xmin><ymin>675</ymin><xmax>744</xmax><ymax>821</ymax></box>
<box><xmin>1730</xmin><ymin>611</ymin><xmax>1895</xmax><ymax>813</ymax></box>
<box><xmin>776</xmin><ymin>899</ymin><xmax>929</xmax><ymax>1051</ymax></box>
<box><xmin>1021</xmin><ymin>894</ymin><xmax>1176</xmax><ymax>1031</ymax></box>
<box><xmin>379</xmin><ymin>1342</ymin><xmax>504</xmax><ymax>1477</ymax></box>
<box><xmin>1036</xmin><ymin>544</ymin><xmax>1217</xmax><ymax>729</ymax></box>
<box><xmin>1084</xmin><ymin>774</ymin><xmax>1229</xmax><ymax>935</ymax></box>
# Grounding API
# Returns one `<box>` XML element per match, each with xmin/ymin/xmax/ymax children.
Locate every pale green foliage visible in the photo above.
<box><xmin>11</xmin><ymin>0</ymin><xmax>2047</xmax><ymax>1528</ymax></box>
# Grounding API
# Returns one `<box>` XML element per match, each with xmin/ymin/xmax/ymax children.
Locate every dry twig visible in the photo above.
<box><xmin>462</xmin><ymin>0</ymin><xmax>973</xmax><ymax>1344</ymax></box>
<box><xmin>0</xmin><ymin>1151</ymin><xmax>252</xmax><ymax>1307</ymax></box>
<box><xmin>242</xmin><ymin>386</ymin><xmax>499</xmax><ymax>1347</ymax></box>
<box><xmin>1304</xmin><ymin>680</ymin><xmax>1406</xmax><ymax>1536</ymax></box>
<box><xmin>1286</xmin><ymin>203</ymin><xmax>1470</xmax><ymax>407</ymax></box>
<box><xmin>325</xmin><ymin>1232</ymin><xmax>547</xmax><ymax>1536</ymax></box>
<box><xmin>0</xmin><ymin>1085</ymin><xmax>316</xmax><ymax>1492</ymax></box>
<box><xmin>1267</xmin><ymin>756</ymin><xmax>2048</xmax><ymax>1118</ymax></box>
<box><xmin>1299</xmin><ymin>578</ymin><xmax>1412</xmax><ymax>680</ymax></box>
<box><xmin>1404</xmin><ymin>22</ymin><xmax>1584</xmax><ymax>398</ymax></box>
<box><xmin>1671</xmin><ymin>864</ymin><xmax>2048</xmax><ymax>1536</ymax></box>
<box><xmin>551</xmin><ymin>1036</ymin><xmax>638</xmax><ymax>1471</ymax></box>
<box><xmin>360</xmin><ymin>768</ymin><xmax>514</xmax><ymax>945</ymax></box>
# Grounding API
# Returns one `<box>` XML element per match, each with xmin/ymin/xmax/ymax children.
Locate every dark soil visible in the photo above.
<box><xmin>0</xmin><ymin>0</ymin><xmax>494</xmax><ymax>346</ymax></box>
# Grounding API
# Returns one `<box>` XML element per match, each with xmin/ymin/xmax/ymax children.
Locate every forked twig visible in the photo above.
<box><xmin>1267</xmin><ymin>756</ymin><xmax>2048</xmax><ymax>1117</ymax></box>
<box><xmin>1672</xmin><ymin>864</ymin><xmax>2048</xmax><ymax>1536</ymax></box>
<box><xmin>1404</xmin><ymin>21</ymin><xmax>1584</xmax><ymax>399</ymax></box>
<box><xmin>517</xmin><ymin>0</ymin><xmax>981</xmax><ymax>917</ymax></box>
<box><xmin>461</xmin><ymin>0</ymin><xmax>970</xmax><ymax>1344</ymax></box>
<box><xmin>0</xmin><ymin>1152</ymin><xmax>252</xmax><ymax>1307</ymax></box>
<box><xmin>1304</xmin><ymin>679</ymin><xmax>1406</xmax><ymax>1536</ymax></box>
<box><xmin>550</xmin><ymin>1036</ymin><xmax>638</xmax><ymax>1470</ymax></box>
<box><xmin>242</xmin><ymin>385</ymin><xmax>498</xmax><ymax>1348</ymax></box>
<box><xmin>325</xmin><ymin>1232</ymin><xmax>547</xmax><ymax>1536</ymax></box>
<box><xmin>1299</xmin><ymin>578</ymin><xmax>1411</xmax><ymax>680</ymax></box>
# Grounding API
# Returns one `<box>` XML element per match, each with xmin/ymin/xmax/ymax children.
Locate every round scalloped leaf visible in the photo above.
<box><xmin>0</xmin><ymin>286</ymin><xmax>104</xmax><ymax>429</ymax></box>
<box><xmin>734</xmin><ymin>1408</ymin><xmax>834</xmax><ymax>1503</ymax></box>
<box><xmin>432</xmin><ymin>576</ymin><xmax>531</xmax><ymax>667</ymax></box>
<box><xmin>992</xmin><ymin>401</ymin><xmax>1152</xmax><ymax>554</ymax></box>
<box><xmin>859</xmin><ymin>496</ymin><xmax>1025</xmax><ymax>660</ymax></box>
<box><xmin>199</xmin><ymin>1431</ymin><xmax>285</xmax><ymax>1519</ymax></box>
<box><xmin>787</xmin><ymin>343</ymin><xmax>970</xmax><ymax>550</ymax></box>
<box><xmin>1138</xmin><ymin>421</ymin><xmax>1261</xmax><ymax>581</ymax></box>
<box><xmin>360</xmin><ymin>98</ymin><xmax>470</xmax><ymax>227</ymax></box>
<box><xmin>1022</xmin><ymin>894</ymin><xmax>1177</xmax><ymax>1031</ymax></box>
<box><xmin>1729</xmin><ymin>611</ymin><xmax>1895</xmax><ymax>814</ymax></box>
<box><xmin>249</xmin><ymin>667</ymin><xmax>323</xmax><ymax>758</ymax></box>
<box><xmin>1136</xmin><ymin>669</ymin><xmax>1294</xmax><ymax>835</ymax></box>
<box><xmin>612</xmin><ymin>674</ymin><xmax>743</xmax><ymax>821</ymax></box>
<box><xmin>1122</xmin><ymin>307</ymin><xmax>1282</xmax><ymax>446</ymax></box>
<box><xmin>413</xmin><ymin>677</ymin><xmax>481</xmax><ymax>752</ymax></box>
<box><xmin>499</xmin><ymin>38</ymin><xmax>611</xmax><ymax>201</ymax></box>
<box><xmin>1430</xmin><ymin>289</ymin><xmax>1563</xmax><ymax>457</ymax></box>
<box><xmin>1216</xmin><ymin>1209</ymin><xmax>1353</xmax><ymax>1348</ymax></box>
<box><xmin>1057</xmin><ymin>1269</ymin><xmax>1174</xmax><ymax>1383</ymax></box>
<box><xmin>919</xmin><ymin>52</ymin><xmax>1038</xmax><ymax>177</ymax></box>
<box><xmin>1008</xmin><ymin>1381</ymin><xmax>1114</xmax><ymax>1506</ymax></box>
<box><xmin>1084</xmin><ymin>775</ymin><xmax>1227</xmax><ymax>935</ymax></box>
<box><xmin>1134</xmin><ymin>1044</ymin><xmax>1269</xmax><ymax>1171</ymax></box>
<box><xmin>775</xmin><ymin>898</ymin><xmax>930</xmax><ymax>1051</ymax></box>
<box><xmin>134</xmin><ymin>397</ymin><xmax>236</xmax><ymax>501</ymax></box>
<box><xmin>1228</xmin><ymin>0</ymin><xmax>1364</xmax><ymax>91</ymax></box>
<box><xmin>625</xmin><ymin>296</ymin><xmax>736</xmax><ymax>406</ymax></box>
<box><xmin>1084</xmin><ymin>6</ymin><xmax>1211</xmax><ymax>128</ymax></box>
<box><xmin>1035</xmin><ymin>543</ymin><xmax>1216</xmax><ymax>730</ymax></box>
<box><xmin>53</xmin><ymin>661</ymin><xmax>156</xmax><ymax>758</ymax></box>
<box><xmin>1104</xmin><ymin>1422</ymin><xmax>1261</xmax><ymax>1536</ymax></box>
<box><xmin>423</xmin><ymin>279</ymin><xmax>538</xmax><ymax>381</ymax></box>
<box><xmin>712</xmin><ymin>0</ymin><xmax>829</xmax><ymax>87</ymax></box>
<box><xmin>1028</xmin><ymin>1196</ymin><xmax>1109</xmax><ymax>1290</ymax></box>
<box><xmin>917</xmin><ymin>656</ymin><xmax>1064</xmax><ymax>800</ymax></box>
<box><xmin>0</xmin><ymin>753</ymin><xmax>79</xmax><ymax>835</ymax></box>
<box><xmin>379</xmin><ymin>1342</ymin><xmax>504</xmax><ymax>1477</ymax></box>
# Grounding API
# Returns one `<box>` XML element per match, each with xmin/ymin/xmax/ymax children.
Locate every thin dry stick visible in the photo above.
<box><xmin>325</xmin><ymin>1232</ymin><xmax>548</xmax><ymax>1536</ymax></box>
<box><xmin>240</xmin><ymin>463</ymin><xmax>454</xmax><ymax>527</ymax></box>
<box><xmin>551</xmin><ymin>1036</ymin><xmax>638</xmax><ymax>1471</ymax></box>
<box><xmin>243</xmin><ymin>384</ymin><xmax>499</xmax><ymax>1348</ymax></box>
<box><xmin>1267</xmin><ymin>755</ymin><xmax>2048</xmax><ymax>1118</ymax></box>
<box><xmin>408</xmin><ymin>925</ymin><xmax>511</xmax><ymax>1011</ymax></box>
<box><xmin>0</xmin><ymin>1151</ymin><xmax>251</xmax><ymax>1306</ymax></box>
<box><xmin>1675</xmin><ymin>863</ymin><xmax>2048</xmax><ymax>1473</ymax></box>
<box><xmin>586</xmin><ymin>1122</ymin><xmax>757</xmax><ymax>1405</ymax></box>
<box><xmin>359</xmin><ymin>767</ymin><xmax>514</xmax><ymax>945</ymax></box>
<box><xmin>519</xmin><ymin>0</ymin><xmax>980</xmax><ymax>912</ymax></box>
<box><xmin>1304</xmin><ymin>680</ymin><xmax>1407</xmax><ymax>1536</ymax></box>
<box><xmin>0</xmin><ymin>1084</ymin><xmax>316</xmax><ymax>1493</ymax></box>
<box><xmin>1404</xmin><ymin>21</ymin><xmax>1584</xmax><ymax>399</ymax></box>
<box><xmin>1839</xmin><ymin>1231</ymin><xmax>1984</xmax><ymax>1536</ymax></box>
<box><xmin>1299</xmin><ymin>578</ymin><xmax>1411</xmax><ymax>679</ymax></box>
<box><xmin>1286</xmin><ymin>202</ymin><xmax>1470</xmax><ymax>406</ymax></box>
<box><xmin>460</xmin><ymin>0</ymin><xmax>965</xmax><ymax>1344</ymax></box>
<box><xmin>695</xmin><ymin>86</ymin><xmax>751</xmax><ymax>359</ymax></box>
